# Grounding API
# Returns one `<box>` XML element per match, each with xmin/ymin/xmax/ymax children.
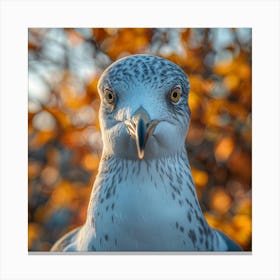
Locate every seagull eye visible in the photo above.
<box><xmin>169</xmin><ymin>87</ymin><xmax>181</xmax><ymax>104</ymax></box>
<box><xmin>104</xmin><ymin>89</ymin><xmax>116</xmax><ymax>105</ymax></box>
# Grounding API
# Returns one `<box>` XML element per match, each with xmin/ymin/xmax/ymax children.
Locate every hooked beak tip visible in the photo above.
<box><xmin>138</xmin><ymin>150</ymin><xmax>145</xmax><ymax>160</ymax></box>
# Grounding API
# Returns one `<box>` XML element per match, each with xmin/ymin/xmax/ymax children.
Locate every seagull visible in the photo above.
<box><xmin>51</xmin><ymin>54</ymin><xmax>242</xmax><ymax>252</ymax></box>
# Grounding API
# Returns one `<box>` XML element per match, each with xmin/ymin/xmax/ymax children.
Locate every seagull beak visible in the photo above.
<box><xmin>124</xmin><ymin>107</ymin><xmax>159</xmax><ymax>159</ymax></box>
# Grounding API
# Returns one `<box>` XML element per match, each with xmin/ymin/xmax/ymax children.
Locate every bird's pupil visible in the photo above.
<box><xmin>108</xmin><ymin>93</ymin><xmax>112</xmax><ymax>100</ymax></box>
<box><xmin>173</xmin><ymin>92</ymin><xmax>178</xmax><ymax>98</ymax></box>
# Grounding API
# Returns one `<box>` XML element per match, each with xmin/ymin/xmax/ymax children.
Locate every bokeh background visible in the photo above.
<box><xmin>28</xmin><ymin>28</ymin><xmax>252</xmax><ymax>251</ymax></box>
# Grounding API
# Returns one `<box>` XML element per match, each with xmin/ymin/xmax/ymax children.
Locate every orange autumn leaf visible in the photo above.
<box><xmin>215</xmin><ymin>136</ymin><xmax>235</xmax><ymax>162</ymax></box>
<box><xmin>82</xmin><ymin>153</ymin><xmax>100</xmax><ymax>171</ymax></box>
<box><xmin>191</xmin><ymin>167</ymin><xmax>209</xmax><ymax>188</ymax></box>
<box><xmin>210</xmin><ymin>188</ymin><xmax>232</xmax><ymax>214</ymax></box>
<box><xmin>29</xmin><ymin>130</ymin><xmax>57</xmax><ymax>148</ymax></box>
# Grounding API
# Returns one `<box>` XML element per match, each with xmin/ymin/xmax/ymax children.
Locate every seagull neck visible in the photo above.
<box><xmin>85</xmin><ymin>149</ymin><xmax>211</xmax><ymax>251</ymax></box>
<box><xmin>96</xmin><ymin>150</ymin><xmax>195</xmax><ymax>191</ymax></box>
<box><xmin>100</xmin><ymin>150</ymin><xmax>189</xmax><ymax>165</ymax></box>
<box><xmin>99</xmin><ymin>149</ymin><xmax>190</xmax><ymax>174</ymax></box>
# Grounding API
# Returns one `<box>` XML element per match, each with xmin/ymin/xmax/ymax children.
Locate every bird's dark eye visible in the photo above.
<box><xmin>169</xmin><ymin>87</ymin><xmax>181</xmax><ymax>103</ymax></box>
<box><xmin>104</xmin><ymin>89</ymin><xmax>116</xmax><ymax>105</ymax></box>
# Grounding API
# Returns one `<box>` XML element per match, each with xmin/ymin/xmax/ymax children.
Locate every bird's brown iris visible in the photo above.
<box><xmin>169</xmin><ymin>87</ymin><xmax>181</xmax><ymax>103</ymax></box>
<box><xmin>104</xmin><ymin>88</ymin><xmax>116</xmax><ymax>105</ymax></box>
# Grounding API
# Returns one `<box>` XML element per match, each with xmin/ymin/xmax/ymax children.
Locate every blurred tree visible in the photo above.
<box><xmin>28</xmin><ymin>28</ymin><xmax>252</xmax><ymax>251</ymax></box>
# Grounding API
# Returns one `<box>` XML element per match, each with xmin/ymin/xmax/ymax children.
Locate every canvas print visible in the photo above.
<box><xmin>28</xmin><ymin>28</ymin><xmax>252</xmax><ymax>252</ymax></box>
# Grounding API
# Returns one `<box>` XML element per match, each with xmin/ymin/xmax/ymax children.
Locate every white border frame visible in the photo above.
<box><xmin>1</xmin><ymin>1</ymin><xmax>279</xmax><ymax>279</ymax></box>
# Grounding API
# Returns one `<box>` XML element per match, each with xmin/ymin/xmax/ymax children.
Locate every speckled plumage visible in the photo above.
<box><xmin>51</xmin><ymin>55</ymin><xmax>242</xmax><ymax>252</ymax></box>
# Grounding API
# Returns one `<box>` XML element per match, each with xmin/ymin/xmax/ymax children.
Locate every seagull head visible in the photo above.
<box><xmin>97</xmin><ymin>54</ymin><xmax>191</xmax><ymax>160</ymax></box>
